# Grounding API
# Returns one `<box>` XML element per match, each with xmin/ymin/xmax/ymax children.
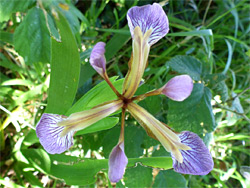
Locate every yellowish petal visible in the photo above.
<box><xmin>127</xmin><ymin>102</ymin><xmax>186</xmax><ymax>163</ymax></box>
<box><xmin>58</xmin><ymin>100</ymin><xmax>123</xmax><ymax>136</ymax></box>
<box><xmin>122</xmin><ymin>27</ymin><xmax>151</xmax><ymax>99</ymax></box>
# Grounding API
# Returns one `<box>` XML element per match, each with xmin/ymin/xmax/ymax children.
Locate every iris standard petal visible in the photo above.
<box><xmin>108</xmin><ymin>141</ymin><xmax>128</xmax><ymax>183</ymax></box>
<box><xmin>161</xmin><ymin>75</ymin><xmax>193</xmax><ymax>101</ymax></box>
<box><xmin>122</xmin><ymin>26</ymin><xmax>150</xmax><ymax>98</ymax></box>
<box><xmin>172</xmin><ymin>131</ymin><xmax>214</xmax><ymax>175</ymax></box>
<box><xmin>36</xmin><ymin>113</ymin><xmax>74</xmax><ymax>154</ymax></box>
<box><xmin>127</xmin><ymin>3</ymin><xmax>169</xmax><ymax>46</ymax></box>
<box><xmin>90</xmin><ymin>42</ymin><xmax>106</xmax><ymax>77</ymax></box>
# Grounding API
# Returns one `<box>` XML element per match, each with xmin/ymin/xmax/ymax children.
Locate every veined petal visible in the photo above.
<box><xmin>161</xmin><ymin>75</ymin><xmax>193</xmax><ymax>101</ymax></box>
<box><xmin>108</xmin><ymin>141</ymin><xmax>128</xmax><ymax>183</ymax></box>
<box><xmin>127</xmin><ymin>102</ymin><xmax>187</xmax><ymax>163</ymax></box>
<box><xmin>36</xmin><ymin>113</ymin><xmax>74</xmax><ymax>154</ymax></box>
<box><xmin>172</xmin><ymin>131</ymin><xmax>214</xmax><ymax>175</ymax></box>
<box><xmin>58</xmin><ymin>100</ymin><xmax>123</xmax><ymax>136</ymax></box>
<box><xmin>122</xmin><ymin>26</ymin><xmax>150</xmax><ymax>98</ymax></box>
<box><xmin>127</xmin><ymin>3</ymin><xmax>169</xmax><ymax>46</ymax></box>
<box><xmin>36</xmin><ymin>100</ymin><xmax>123</xmax><ymax>154</ymax></box>
<box><xmin>90</xmin><ymin>42</ymin><xmax>106</xmax><ymax>77</ymax></box>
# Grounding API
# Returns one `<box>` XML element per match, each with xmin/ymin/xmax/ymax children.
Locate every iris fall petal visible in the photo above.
<box><xmin>36</xmin><ymin>113</ymin><xmax>74</xmax><ymax>154</ymax></box>
<box><xmin>172</xmin><ymin>131</ymin><xmax>214</xmax><ymax>175</ymax></box>
<box><xmin>127</xmin><ymin>3</ymin><xmax>169</xmax><ymax>46</ymax></box>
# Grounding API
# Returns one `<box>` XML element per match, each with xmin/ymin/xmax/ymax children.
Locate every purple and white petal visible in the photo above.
<box><xmin>90</xmin><ymin>42</ymin><xmax>106</xmax><ymax>77</ymax></box>
<box><xmin>127</xmin><ymin>3</ymin><xmax>169</xmax><ymax>46</ymax></box>
<box><xmin>108</xmin><ymin>141</ymin><xmax>128</xmax><ymax>183</ymax></box>
<box><xmin>36</xmin><ymin>113</ymin><xmax>74</xmax><ymax>154</ymax></box>
<box><xmin>171</xmin><ymin>131</ymin><xmax>214</xmax><ymax>175</ymax></box>
<box><xmin>161</xmin><ymin>75</ymin><xmax>193</xmax><ymax>101</ymax></box>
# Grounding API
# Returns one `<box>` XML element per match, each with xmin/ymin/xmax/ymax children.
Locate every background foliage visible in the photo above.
<box><xmin>0</xmin><ymin>0</ymin><xmax>249</xmax><ymax>187</ymax></box>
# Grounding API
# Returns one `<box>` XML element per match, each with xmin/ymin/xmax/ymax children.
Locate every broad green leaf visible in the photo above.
<box><xmin>22</xmin><ymin>149</ymin><xmax>172</xmax><ymax>185</ymax></box>
<box><xmin>0</xmin><ymin>31</ymin><xmax>13</xmax><ymax>44</ymax></box>
<box><xmin>0</xmin><ymin>0</ymin><xmax>35</xmax><ymax>22</ymax></box>
<box><xmin>14</xmin><ymin>7</ymin><xmax>51</xmax><ymax>64</ymax></box>
<box><xmin>45</xmin><ymin>11</ymin><xmax>80</xmax><ymax>115</ymax></box>
<box><xmin>153</xmin><ymin>170</ymin><xmax>187</xmax><ymax>188</ymax></box>
<box><xmin>124</xmin><ymin>164</ymin><xmax>153</xmax><ymax>188</ymax></box>
<box><xmin>124</xmin><ymin>126</ymin><xmax>144</xmax><ymax>158</ymax></box>
<box><xmin>166</xmin><ymin>55</ymin><xmax>202</xmax><ymax>81</ymax></box>
<box><xmin>136</xmin><ymin>84</ymin><xmax>162</xmax><ymax>116</ymax></box>
<box><xmin>214</xmin><ymin>81</ymin><xmax>229</xmax><ymax>102</ymax></box>
<box><xmin>75</xmin><ymin>117</ymin><xmax>119</xmax><ymax>135</ymax></box>
<box><xmin>167</xmin><ymin>83</ymin><xmax>216</xmax><ymax>136</ymax></box>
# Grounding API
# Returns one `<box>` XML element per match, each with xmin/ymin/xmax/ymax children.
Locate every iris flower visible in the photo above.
<box><xmin>36</xmin><ymin>3</ymin><xmax>213</xmax><ymax>183</ymax></box>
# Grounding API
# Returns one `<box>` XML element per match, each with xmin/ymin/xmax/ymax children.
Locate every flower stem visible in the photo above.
<box><xmin>119</xmin><ymin>108</ymin><xmax>126</xmax><ymax>142</ymax></box>
<box><xmin>103</xmin><ymin>72</ymin><xmax>122</xmax><ymax>98</ymax></box>
<box><xmin>131</xmin><ymin>89</ymin><xmax>161</xmax><ymax>102</ymax></box>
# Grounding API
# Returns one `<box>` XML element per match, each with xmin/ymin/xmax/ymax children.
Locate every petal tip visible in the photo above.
<box><xmin>108</xmin><ymin>142</ymin><xmax>128</xmax><ymax>183</ymax></box>
<box><xmin>36</xmin><ymin>113</ymin><xmax>74</xmax><ymax>154</ymax></box>
<box><xmin>172</xmin><ymin>131</ymin><xmax>214</xmax><ymax>175</ymax></box>
<box><xmin>127</xmin><ymin>3</ymin><xmax>169</xmax><ymax>46</ymax></box>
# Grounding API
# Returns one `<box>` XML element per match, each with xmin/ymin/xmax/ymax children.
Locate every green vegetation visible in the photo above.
<box><xmin>0</xmin><ymin>0</ymin><xmax>249</xmax><ymax>187</ymax></box>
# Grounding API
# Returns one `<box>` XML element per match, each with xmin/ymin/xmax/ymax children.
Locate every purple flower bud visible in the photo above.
<box><xmin>161</xmin><ymin>75</ymin><xmax>193</xmax><ymax>101</ymax></box>
<box><xmin>108</xmin><ymin>141</ymin><xmax>128</xmax><ymax>183</ymax></box>
<box><xmin>127</xmin><ymin>3</ymin><xmax>169</xmax><ymax>46</ymax></box>
<box><xmin>171</xmin><ymin>131</ymin><xmax>214</xmax><ymax>175</ymax></box>
<box><xmin>90</xmin><ymin>42</ymin><xmax>106</xmax><ymax>77</ymax></box>
<box><xmin>36</xmin><ymin>113</ymin><xmax>74</xmax><ymax>154</ymax></box>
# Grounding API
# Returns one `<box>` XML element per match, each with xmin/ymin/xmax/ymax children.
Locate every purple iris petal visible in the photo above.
<box><xmin>36</xmin><ymin>113</ymin><xmax>74</xmax><ymax>154</ymax></box>
<box><xmin>90</xmin><ymin>42</ymin><xmax>106</xmax><ymax>77</ymax></box>
<box><xmin>127</xmin><ymin>3</ymin><xmax>169</xmax><ymax>46</ymax></box>
<box><xmin>162</xmin><ymin>75</ymin><xmax>193</xmax><ymax>101</ymax></box>
<box><xmin>108</xmin><ymin>141</ymin><xmax>128</xmax><ymax>183</ymax></box>
<box><xmin>171</xmin><ymin>131</ymin><xmax>214</xmax><ymax>175</ymax></box>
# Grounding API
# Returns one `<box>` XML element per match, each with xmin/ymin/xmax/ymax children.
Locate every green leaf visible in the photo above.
<box><xmin>14</xmin><ymin>7</ymin><xmax>51</xmax><ymax>64</ymax></box>
<box><xmin>124</xmin><ymin>164</ymin><xmax>153</xmax><ymax>187</ymax></box>
<box><xmin>45</xmin><ymin>11</ymin><xmax>80</xmax><ymax>115</ymax></box>
<box><xmin>105</xmin><ymin>26</ymin><xmax>130</xmax><ymax>61</ymax></box>
<box><xmin>153</xmin><ymin>170</ymin><xmax>187</xmax><ymax>188</ymax></box>
<box><xmin>75</xmin><ymin>117</ymin><xmax>119</xmax><ymax>135</ymax></box>
<box><xmin>0</xmin><ymin>31</ymin><xmax>13</xmax><ymax>44</ymax></box>
<box><xmin>0</xmin><ymin>0</ymin><xmax>35</xmax><ymax>22</ymax></box>
<box><xmin>124</xmin><ymin>126</ymin><xmax>144</xmax><ymax>158</ymax></box>
<box><xmin>167</xmin><ymin>83</ymin><xmax>216</xmax><ymax>135</ymax></box>
<box><xmin>166</xmin><ymin>55</ymin><xmax>202</xmax><ymax>81</ymax></box>
<box><xmin>136</xmin><ymin>84</ymin><xmax>162</xmax><ymax>117</ymax></box>
<box><xmin>22</xmin><ymin>149</ymin><xmax>172</xmax><ymax>185</ymax></box>
<box><xmin>167</xmin><ymin>29</ymin><xmax>213</xmax><ymax>37</ymax></box>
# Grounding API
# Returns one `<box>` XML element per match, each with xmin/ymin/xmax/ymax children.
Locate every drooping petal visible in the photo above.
<box><xmin>90</xmin><ymin>42</ymin><xmax>106</xmax><ymax>77</ymax></box>
<box><xmin>127</xmin><ymin>3</ymin><xmax>169</xmax><ymax>46</ymax></box>
<box><xmin>172</xmin><ymin>131</ymin><xmax>214</xmax><ymax>175</ymax></box>
<box><xmin>108</xmin><ymin>141</ymin><xmax>128</xmax><ymax>183</ymax></box>
<box><xmin>36</xmin><ymin>100</ymin><xmax>123</xmax><ymax>154</ymax></box>
<box><xmin>127</xmin><ymin>102</ymin><xmax>188</xmax><ymax>163</ymax></box>
<box><xmin>161</xmin><ymin>75</ymin><xmax>193</xmax><ymax>101</ymax></box>
<box><xmin>36</xmin><ymin>113</ymin><xmax>74</xmax><ymax>154</ymax></box>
